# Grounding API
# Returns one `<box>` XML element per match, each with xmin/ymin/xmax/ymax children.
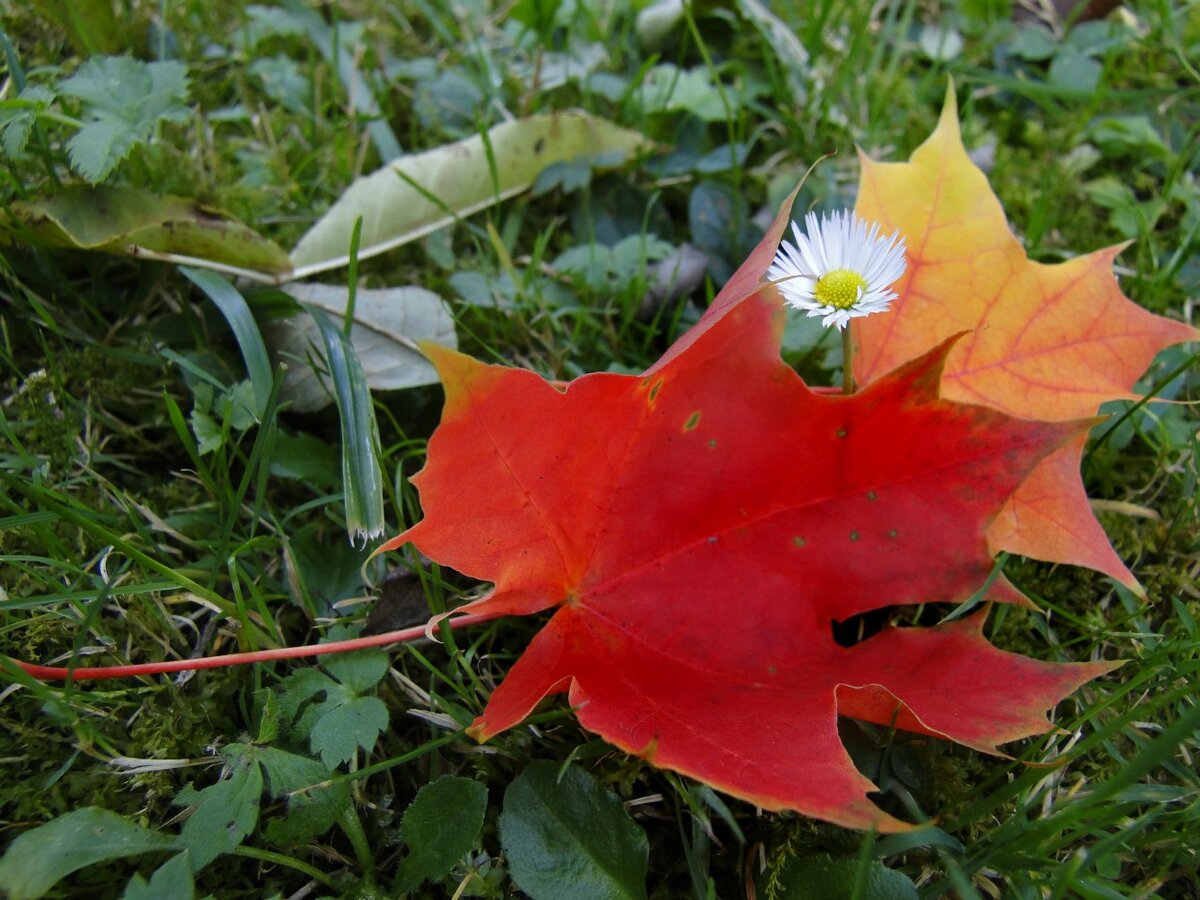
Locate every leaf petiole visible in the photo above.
<box><xmin>7</xmin><ymin>610</ymin><xmax>504</xmax><ymax>682</ymax></box>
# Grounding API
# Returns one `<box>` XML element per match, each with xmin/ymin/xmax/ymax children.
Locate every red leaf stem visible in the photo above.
<box><xmin>5</xmin><ymin>611</ymin><xmax>503</xmax><ymax>682</ymax></box>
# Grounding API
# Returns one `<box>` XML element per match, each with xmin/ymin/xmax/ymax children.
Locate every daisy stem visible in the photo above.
<box><xmin>842</xmin><ymin>327</ymin><xmax>856</xmax><ymax>395</ymax></box>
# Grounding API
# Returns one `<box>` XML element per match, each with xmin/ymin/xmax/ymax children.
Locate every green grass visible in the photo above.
<box><xmin>2</xmin><ymin>0</ymin><xmax>1199</xmax><ymax>897</ymax></box>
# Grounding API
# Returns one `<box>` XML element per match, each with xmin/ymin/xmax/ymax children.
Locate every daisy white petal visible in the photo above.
<box><xmin>764</xmin><ymin>209</ymin><xmax>907</xmax><ymax>330</ymax></box>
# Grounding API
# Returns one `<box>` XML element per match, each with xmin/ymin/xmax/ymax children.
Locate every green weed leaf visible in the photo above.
<box><xmin>309</xmin><ymin>696</ymin><xmax>390</xmax><ymax>768</ymax></box>
<box><xmin>277</xmin><ymin>650</ymin><xmax>391</xmax><ymax>766</ymax></box>
<box><xmin>640</xmin><ymin>65</ymin><xmax>729</xmax><ymax>122</ymax></box>
<box><xmin>121</xmin><ymin>852</ymin><xmax>194</xmax><ymax>900</ymax></box>
<box><xmin>0</xmin><ymin>85</ymin><xmax>54</xmax><ymax>159</ymax></box>
<box><xmin>189</xmin><ymin>407</ymin><xmax>224</xmax><ymax>454</ymax></box>
<box><xmin>763</xmin><ymin>854</ymin><xmax>917</xmax><ymax>900</ymax></box>
<box><xmin>176</xmin><ymin>748</ymin><xmax>263</xmax><ymax>870</ymax></box>
<box><xmin>321</xmin><ymin>647</ymin><xmax>390</xmax><ymax>692</ymax></box>
<box><xmin>394</xmin><ymin>776</ymin><xmax>488</xmax><ymax>892</ymax></box>
<box><xmin>257</xmin><ymin>747</ymin><xmax>351</xmax><ymax>846</ymax></box>
<box><xmin>500</xmin><ymin>762</ymin><xmax>648</xmax><ymax>900</ymax></box>
<box><xmin>58</xmin><ymin>56</ymin><xmax>190</xmax><ymax>183</ymax></box>
<box><xmin>0</xmin><ymin>807</ymin><xmax>177</xmax><ymax>900</ymax></box>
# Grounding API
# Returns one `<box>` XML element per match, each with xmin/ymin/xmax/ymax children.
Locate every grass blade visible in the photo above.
<box><xmin>179</xmin><ymin>266</ymin><xmax>273</xmax><ymax>418</ymax></box>
<box><xmin>304</xmin><ymin>305</ymin><xmax>384</xmax><ymax>545</ymax></box>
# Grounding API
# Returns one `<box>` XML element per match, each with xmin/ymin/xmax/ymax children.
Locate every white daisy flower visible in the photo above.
<box><xmin>765</xmin><ymin>210</ymin><xmax>907</xmax><ymax>330</ymax></box>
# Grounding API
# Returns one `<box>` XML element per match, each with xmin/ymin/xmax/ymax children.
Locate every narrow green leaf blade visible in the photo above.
<box><xmin>0</xmin><ymin>807</ymin><xmax>177</xmax><ymax>900</ymax></box>
<box><xmin>180</xmin><ymin>266</ymin><xmax>273</xmax><ymax>418</ymax></box>
<box><xmin>395</xmin><ymin>776</ymin><xmax>488</xmax><ymax>892</ymax></box>
<box><xmin>500</xmin><ymin>762</ymin><xmax>648</xmax><ymax>900</ymax></box>
<box><xmin>289</xmin><ymin>112</ymin><xmax>651</xmax><ymax>273</ymax></box>
<box><xmin>305</xmin><ymin>305</ymin><xmax>385</xmax><ymax>544</ymax></box>
<box><xmin>272</xmin><ymin>283</ymin><xmax>454</xmax><ymax>413</ymax></box>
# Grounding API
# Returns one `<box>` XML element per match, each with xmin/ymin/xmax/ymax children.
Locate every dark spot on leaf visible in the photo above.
<box><xmin>534</xmin><ymin>138</ymin><xmax>546</xmax><ymax>154</ymax></box>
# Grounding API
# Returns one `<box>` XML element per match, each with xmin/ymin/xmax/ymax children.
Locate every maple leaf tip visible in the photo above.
<box><xmin>369</xmin><ymin>525</ymin><xmax>419</xmax><ymax>560</ymax></box>
<box><xmin>938</xmin><ymin>78</ymin><xmax>959</xmax><ymax>133</ymax></box>
<box><xmin>416</xmin><ymin>340</ymin><xmax>473</xmax><ymax>378</ymax></box>
<box><xmin>867</xmin><ymin>329</ymin><xmax>969</xmax><ymax>400</ymax></box>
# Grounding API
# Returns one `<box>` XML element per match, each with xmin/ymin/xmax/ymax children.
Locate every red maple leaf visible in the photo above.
<box><xmin>379</xmin><ymin>283</ymin><xmax>1115</xmax><ymax>830</ymax></box>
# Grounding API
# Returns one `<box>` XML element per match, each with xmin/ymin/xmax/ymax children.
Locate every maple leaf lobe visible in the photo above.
<box><xmin>852</xmin><ymin>83</ymin><xmax>1198</xmax><ymax>588</ymax></box>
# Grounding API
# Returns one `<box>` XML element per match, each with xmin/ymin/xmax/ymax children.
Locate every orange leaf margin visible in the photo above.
<box><xmin>852</xmin><ymin>85</ymin><xmax>1198</xmax><ymax>591</ymax></box>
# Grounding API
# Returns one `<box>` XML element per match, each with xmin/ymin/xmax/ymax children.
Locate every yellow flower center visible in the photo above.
<box><xmin>814</xmin><ymin>269</ymin><xmax>867</xmax><ymax>309</ymax></box>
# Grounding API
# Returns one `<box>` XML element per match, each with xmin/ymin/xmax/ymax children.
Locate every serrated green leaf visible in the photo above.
<box><xmin>257</xmin><ymin>747</ymin><xmax>351</xmax><ymax>846</ymax></box>
<box><xmin>240</xmin><ymin>4</ymin><xmax>308</xmax><ymax>45</ymax></box>
<box><xmin>189</xmin><ymin>407</ymin><xmax>224</xmax><ymax>454</ymax></box>
<box><xmin>309</xmin><ymin>695</ymin><xmax>389</xmax><ymax>768</ymax></box>
<box><xmin>276</xmin><ymin>659</ymin><xmax>387</xmax><ymax>764</ymax></box>
<box><xmin>58</xmin><ymin>56</ymin><xmax>189</xmax><ymax>183</ymax></box>
<box><xmin>0</xmin><ymin>85</ymin><xmax>54</xmax><ymax>159</ymax></box>
<box><xmin>277</xmin><ymin>667</ymin><xmax>349</xmax><ymax>739</ymax></box>
<box><xmin>394</xmin><ymin>776</ymin><xmax>488</xmax><ymax>892</ymax></box>
<box><xmin>66</xmin><ymin>116</ymin><xmax>133</xmax><ymax>183</ymax></box>
<box><xmin>321</xmin><ymin>649</ymin><xmax>390</xmax><ymax>693</ymax></box>
<box><xmin>500</xmin><ymin>762</ymin><xmax>648</xmax><ymax>900</ymax></box>
<box><xmin>176</xmin><ymin>747</ymin><xmax>263</xmax><ymax>871</ymax></box>
<box><xmin>224</xmin><ymin>381</ymin><xmax>261</xmax><ymax>431</ymax></box>
<box><xmin>121</xmin><ymin>852</ymin><xmax>194</xmax><ymax>900</ymax></box>
<box><xmin>763</xmin><ymin>854</ymin><xmax>918</xmax><ymax>900</ymax></box>
<box><xmin>0</xmin><ymin>807</ymin><xmax>178</xmax><ymax>900</ymax></box>
<box><xmin>59</xmin><ymin>56</ymin><xmax>189</xmax><ymax>117</ymax></box>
